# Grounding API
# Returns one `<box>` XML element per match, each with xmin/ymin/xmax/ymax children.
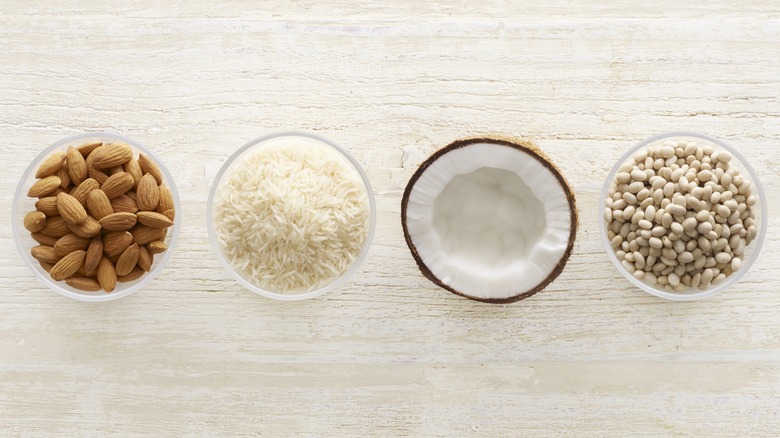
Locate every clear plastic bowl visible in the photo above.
<box><xmin>206</xmin><ymin>131</ymin><xmax>376</xmax><ymax>301</ymax></box>
<box><xmin>12</xmin><ymin>132</ymin><xmax>182</xmax><ymax>302</ymax></box>
<box><xmin>599</xmin><ymin>132</ymin><xmax>767</xmax><ymax>301</ymax></box>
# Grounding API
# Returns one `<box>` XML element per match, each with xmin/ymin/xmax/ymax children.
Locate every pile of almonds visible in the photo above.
<box><xmin>23</xmin><ymin>142</ymin><xmax>175</xmax><ymax>292</ymax></box>
<box><xmin>605</xmin><ymin>139</ymin><xmax>758</xmax><ymax>292</ymax></box>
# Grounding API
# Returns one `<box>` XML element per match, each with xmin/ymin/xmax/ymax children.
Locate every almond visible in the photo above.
<box><xmin>130</xmin><ymin>225</ymin><xmax>166</xmax><ymax>245</ymax></box>
<box><xmin>96</xmin><ymin>256</ymin><xmax>117</xmax><ymax>292</ymax></box>
<box><xmin>77</xmin><ymin>142</ymin><xmax>102</xmax><ymax>157</ymax></box>
<box><xmin>57</xmin><ymin>164</ymin><xmax>71</xmax><ymax>189</ymax></box>
<box><xmin>40</xmin><ymin>261</ymin><xmax>55</xmax><ymax>273</ymax></box>
<box><xmin>110</xmin><ymin>194</ymin><xmax>139</xmax><ymax>213</ymax></box>
<box><xmin>124</xmin><ymin>158</ymin><xmax>143</xmax><ymax>189</ymax></box>
<box><xmin>161</xmin><ymin>209</ymin><xmax>175</xmax><ymax>221</ymax></box>
<box><xmin>71</xmin><ymin>178</ymin><xmax>100</xmax><ymax>206</ymax></box>
<box><xmin>31</xmin><ymin>232</ymin><xmax>59</xmax><ymax>246</ymax></box>
<box><xmin>101</xmin><ymin>172</ymin><xmax>134</xmax><ymax>199</ymax></box>
<box><xmin>27</xmin><ymin>175</ymin><xmax>61</xmax><ymax>198</ymax></box>
<box><xmin>146</xmin><ymin>240</ymin><xmax>168</xmax><ymax>255</ymax></box>
<box><xmin>69</xmin><ymin>216</ymin><xmax>101</xmax><ymax>238</ymax></box>
<box><xmin>116</xmin><ymin>243</ymin><xmax>140</xmax><ymax>276</ymax></box>
<box><xmin>46</xmin><ymin>187</ymin><xmax>67</xmax><ymax>198</ymax></box>
<box><xmin>87</xmin><ymin>189</ymin><xmax>113</xmax><ymax>220</ymax></box>
<box><xmin>103</xmin><ymin>231</ymin><xmax>133</xmax><ymax>256</ymax></box>
<box><xmin>138</xmin><ymin>154</ymin><xmax>163</xmax><ymax>184</ymax></box>
<box><xmin>118</xmin><ymin>268</ymin><xmax>145</xmax><ymax>283</ymax></box>
<box><xmin>50</xmin><ymin>250</ymin><xmax>86</xmax><ymax>281</ymax></box>
<box><xmin>24</xmin><ymin>211</ymin><xmax>46</xmax><ymax>233</ymax></box>
<box><xmin>89</xmin><ymin>168</ymin><xmax>109</xmax><ymax>185</ymax></box>
<box><xmin>35</xmin><ymin>197</ymin><xmax>60</xmax><ymax>216</ymax></box>
<box><xmin>137</xmin><ymin>174</ymin><xmax>160</xmax><ymax>211</ymax></box>
<box><xmin>99</xmin><ymin>212</ymin><xmax>137</xmax><ymax>231</ymax></box>
<box><xmin>89</xmin><ymin>143</ymin><xmax>133</xmax><ymax>169</ymax></box>
<box><xmin>35</xmin><ymin>151</ymin><xmax>66</xmax><ymax>178</ymax></box>
<box><xmin>40</xmin><ymin>216</ymin><xmax>70</xmax><ymax>237</ymax></box>
<box><xmin>31</xmin><ymin>245</ymin><xmax>60</xmax><ymax>264</ymax></box>
<box><xmin>53</xmin><ymin>233</ymin><xmax>91</xmax><ymax>257</ymax></box>
<box><xmin>157</xmin><ymin>185</ymin><xmax>174</xmax><ymax>212</ymax></box>
<box><xmin>137</xmin><ymin>245</ymin><xmax>152</xmax><ymax>272</ymax></box>
<box><xmin>85</xmin><ymin>236</ymin><xmax>103</xmax><ymax>273</ymax></box>
<box><xmin>66</xmin><ymin>146</ymin><xmax>88</xmax><ymax>185</ymax></box>
<box><xmin>66</xmin><ymin>276</ymin><xmax>101</xmax><ymax>291</ymax></box>
<box><xmin>56</xmin><ymin>193</ymin><xmax>87</xmax><ymax>225</ymax></box>
<box><xmin>136</xmin><ymin>211</ymin><xmax>173</xmax><ymax>228</ymax></box>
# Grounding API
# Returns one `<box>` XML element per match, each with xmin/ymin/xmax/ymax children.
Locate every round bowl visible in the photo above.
<box><xmin>599</xmin><ymin>132</ymin><xmax>767</xmax><ymax>301</ymax></box>
<box><xmin>12</xmin><ymin>132</ymin><xmax>182</xmax><ymax>302</ymax></box>
<box><xmin>206</xmin><ymin>131</ymin><xmax>376</xmax><ymax>301</ymax></box>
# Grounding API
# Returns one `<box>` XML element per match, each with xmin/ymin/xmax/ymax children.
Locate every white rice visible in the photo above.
<box><xmin>214</xmin><ymin>140</ymin><xmax>369</xmax><ymax>293</ymax></box>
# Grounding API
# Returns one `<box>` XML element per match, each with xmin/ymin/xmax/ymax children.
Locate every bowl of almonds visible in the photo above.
<box><xmin>12</xmin><ymin>132</ymin><xmax>181</xmax><ymax>301</ymax></box>
<box><xmin>600</xmin><ymin>132</ymin><xmax>767</xmax><ymax>301</ymax></box>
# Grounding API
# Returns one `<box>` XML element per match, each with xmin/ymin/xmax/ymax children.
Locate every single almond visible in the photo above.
<box><xmin>103</xmin><ymin>231</ymin><xmax>133</xmax><ymax>256</ymax></box>
<box><xmin>40</xmin><ymin>261</ymin><xmax>55</xmax><ymax>273</ymax></box>
<box><xmin>53</xmin><ymin>233</ymin><xmax>91</xmax><ymax>257</ymax></box>
<box><xmin>146</xmin><ymin>240</ymin><xmax>168</xmax><ymax>255</ymax></box>
<box><xmin>24</xmin><ymin>211</ymin><xmax>46</xmax><ymax>233</ymax></box>
<box><xmin>137</xmin><ymin>245</ymin><xmax>152</xmax><ymax>272</ymax></box>
<box><xmin>66</xmin><ymin>146</ymin><xmax>88</xmax><ymax>185</ymax></box>
<box><xmin>31</xmin><ymin>245</ymin><xmax>61</xmax><ymax>264</ymax></box>
<box><xmin>136</xmin><ymin>211</ymin><xmax>173</xmax><ymax>228</ymax></box>
<box><xmin>138</xmin><ymin>154</ymin><xmax>163</xmax><ymax>184</ymax></box>
<box><xmin>71</xmin><ymin>178</ymin><xmax>100</xmax><ymax>206</ymax></box>
<box><xmin>110</xmin><ymin>194</ymin><xmax>139</xmax><ymax>213</ymax></box>
<box><xmin>161</xmin><ymin>209</ymin><xmax>175</xmax><ymax>221</ymax></box>
<box><xmin>137</xmin><ymin>174</ymin><xmax>160</xmax><ymax>211</ymax></box>
<box><xmin>50</xmin><ymin>250</ymin><xmax>86</xmax><ymax>281</ymax></box>
<box><xmin>101</xmin><ymin>172</ymin><xmax>134</xmax><ymax>199</ymax></box>
<box><xmin>89</xmin><ymin>144</ymin><xmax>133</xmax><ymax>169</ymax></box>
<box><xmin>35</xmin><ymin>151</ymin><xmax>66</xmax><ymax>178</ymax></box>
<box><xmin>35</xmin><ymin>197</ymin><xmax>60</xmax><ymax>216</ymax></box>
<box><xmin>31</xmin><ymin>232</ymin><xmax>59</xmax><ymax>246</ymax></box>
<box><xmin>118</xmin><ymin>268</ymin><xmax>144</xmax><ymax>283</ymax></box>
<box><xmin>68</xmin><ymin>216</ymin><xmax>101</xmax><ymax>238</ymax></box>
<box><xmin>28</xmin><ymin>175</ymin><xmax>61</xmax><ymax>198</ymax></box>
<box><xmin>56</xmin><ymin>192</ymin><xmax>87</xmax><ymax>225</ymax></box>
<box><xmin>85</xmin><ymin>236</ymin><xmax>103</xmax><ymax>273</ymax></box>
<box><xmin>87</xmin><ymin>189</ymin><xmax>113</xmax><ymax>220</ymax></box>
<box><xmin>89</xmin><ymin>168</ymin><xmax>109</xmax><ymax>185</ymax></box>
<box><xmin>96</xmin><ymin>256</ymin><xmax>117</xmax><ymax>292</ymax></box>
<box><xmin>77</xmin><ymin>142</ymin><xmax>102</xmax><ymax>157</ymax></box>
<box><xmin>40</xmin><ymin>216</ymin><xmax>70</xmax><ymax>238</ymax></box>
<box><xmin>57</xmin><ymin>164</ymin><xmax>71</xmax><ymax>189</ymax></box>
<box><xmin>130</xmin><ymin>225</ymin><xmax>166</xmax><ymax>245</ymax></box>
<box><xmin>66</xmin><ymin>276</ymin><xmax>101</xmax><ymax>291</ymax></box>
<box><xmin>99</xmin><ymin>212</ymin><xmax>137</xmax><ymax>231</ymax></box>
<box><xmin>157</xmin><ymin>185</ymin><xmax>174</xmax><ymax>213</ymax></box>
<box><xmin>124</xmin><ymin>158</ymin><xmax>143</xmax><ymax>189</ymax></box>
<box><xmin>116</xmin><ymin>243</ymin><xmax>140</xmax><ymax>276</ymax></box>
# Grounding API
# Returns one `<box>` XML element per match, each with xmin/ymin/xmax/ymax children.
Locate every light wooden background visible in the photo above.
<box><xmin>1</xmin><ymin>1</ymin><xmax>779</xmax><ymax>436</ymax></box>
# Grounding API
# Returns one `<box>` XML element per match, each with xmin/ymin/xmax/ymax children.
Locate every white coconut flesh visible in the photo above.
<box><xmin>405</xmin><ymin>143</ymin><xmax>573</xmax><ymax>300</ymax></box>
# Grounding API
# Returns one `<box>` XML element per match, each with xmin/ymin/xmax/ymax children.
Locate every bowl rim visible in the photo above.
<box><xmin>598</xmin><ymin>131</ymin><xmax>768</xmax><ymax>301</ymax></box>
<box><xmin>12</xmin><ymin>131</ymin><xmax>182</xmax><ymax>302</ymax></box>
<box><xmin>206</xmin><ymin>130</ymin><xmax>377</xmax><ymax>301</ymax></box>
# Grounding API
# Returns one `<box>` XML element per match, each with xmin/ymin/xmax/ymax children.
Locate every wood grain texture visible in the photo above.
<box><xmin>1</xmin><ymin>1</ymin><xmax>779</xmax><ymax>436</ymax></box>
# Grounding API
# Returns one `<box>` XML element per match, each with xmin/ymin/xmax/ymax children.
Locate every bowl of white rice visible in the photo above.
<box><xmin>207</xmin><ymin>131</ymin><xmax>376</xmax><ymax>300</ymax></box>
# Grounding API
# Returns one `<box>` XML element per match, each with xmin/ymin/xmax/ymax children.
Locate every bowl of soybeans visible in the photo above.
<box><xmin>12</xmin><ymin>132</ymin><xmax>181</xmax><ymax>302</ymax></box>
<box><xmin>600</xmin><ymin>132</ymin><xmax>767</xmax><ymax>301</ymax></box>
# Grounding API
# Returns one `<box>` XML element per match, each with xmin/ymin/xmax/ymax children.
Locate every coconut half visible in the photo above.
<box><xmin>401</xmin><ymin>136</ymin><xmax>578</xmax><ymax>303</ymax></box>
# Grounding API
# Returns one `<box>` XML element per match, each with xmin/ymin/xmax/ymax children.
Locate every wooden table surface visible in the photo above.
<box><xmin>1</xmin><ymin>1</ymin><xmax>778</xmax><ymax>436</ymax></box>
